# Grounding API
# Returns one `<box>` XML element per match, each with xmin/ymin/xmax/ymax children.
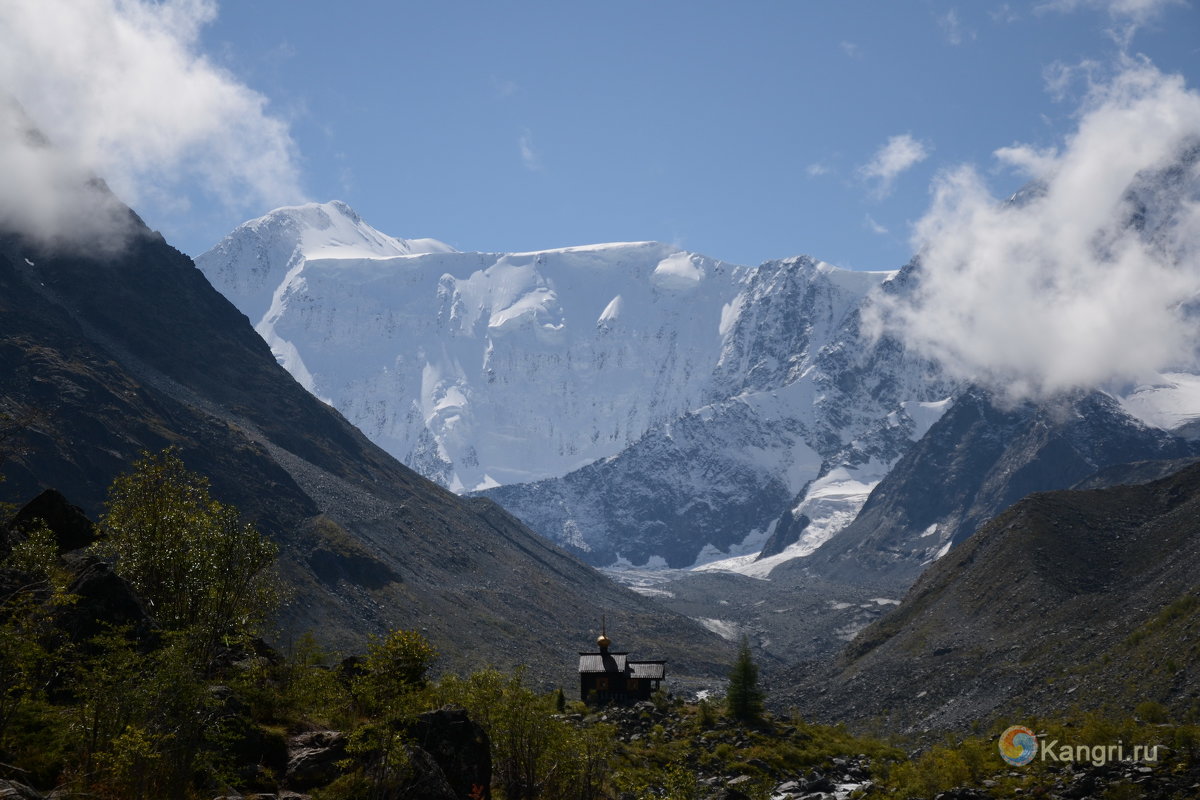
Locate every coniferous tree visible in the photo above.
<box><xmin>726</xmin><ymin>635</ymin><xmax>764</xmax><ymax>723</ymax></box>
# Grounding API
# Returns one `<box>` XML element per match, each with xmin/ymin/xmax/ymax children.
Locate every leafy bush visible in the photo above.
<box><xmin>1136</xmin><ymin>701</ymin><xmax>1169</xmax><ymax>724</ymax></box>
<box><xmin>433</xmin><ymin>668</ymin><xmax>612</xmax><ymax>800</ymax></box>
<box><xmin>97</xmin><ymin>448</ymin><xmax>279</xmax><ymax>663</ymax></box>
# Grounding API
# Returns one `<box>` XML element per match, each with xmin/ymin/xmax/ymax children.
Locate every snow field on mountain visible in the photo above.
<box><xmin>202</xmin><ymin>205</ymin><xmax>759</xmax><ymax>493</ymax></box>
<box><xmin>198</xmin><ymin>202</ymin><xmax>963</xmax><ymax>569</ymax></box>
<box><xmin>1119</xmin><ymin>373</ymin><xmax>1200</xmax><ymax>430</ymax></box>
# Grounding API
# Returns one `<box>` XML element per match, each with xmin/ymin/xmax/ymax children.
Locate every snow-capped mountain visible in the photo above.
<box><xmin>196</xmin><ymin>201</ymin><xmax>456</xmax><ymax>398</ymax></box>
<box><xmin>198</xmin><ymin>202</ymin><xmax>765</xmax><ymax>493</ymax></box>
<box><xmin>198</xmin><ymin>199</ymin><xmax>1200</xmax><ymax>574</ymax></box>
<box><xmin>197</xmin><ymin>203</ymin><xmax>956</xmax><ymax>568</ymax></box>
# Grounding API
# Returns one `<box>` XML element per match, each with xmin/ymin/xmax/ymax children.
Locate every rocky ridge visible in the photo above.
<box><xmin>794</xmin><ymin>386</ymin><xmax>1199</xmax><ymax>586</ymax></box>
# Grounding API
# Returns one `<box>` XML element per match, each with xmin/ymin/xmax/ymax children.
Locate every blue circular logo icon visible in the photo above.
<box><xmin>999</xmin><ymin>725</ymin><xmax>1038</xmax><ymax>766</ymax></box>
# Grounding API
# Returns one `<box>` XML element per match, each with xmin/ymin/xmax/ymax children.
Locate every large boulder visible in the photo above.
<box><xmin>284</xmin><ymin>730</ymin><xmax>348</xmax><ymax>791</ymax></box>
<box><xmin>54</xmin><ymin>556</ymin><xmax>155</xmax><ymax>643</ymax></box>
<box><xmin>402</xmin><ymin>745</ymin><xmax>459</xmax><ymax>800</ymax></box>
<box><xmin>410</xmin><ymin>706</ymin><xmax>491</xmax><ymax>800</ymax></box>
<box><xmin>2</xmin><ymin>489</ymin><xmax>97</xmax><ymax>556</ymax></box>
<box><xmin>0</xmin><ymin>779</ymin><xmax>46</xmax><ymax>799</ymax></box>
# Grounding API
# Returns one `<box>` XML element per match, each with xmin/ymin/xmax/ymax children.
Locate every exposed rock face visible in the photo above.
<box><xmin>401</xmin><ymin>746</ymin><xmax>460</xmax><ymax>800</ymax></box>
<box><xmin>1071</xmin><ymin>456</ymin><xmax>1200</xmax><ymax>490</ymax></box>
<box><xmin>482</xmin><ymin>404</ymin><xmax>800</xmax><ymax>568</ymax></box>
<box><xmin>756</xmin><ymin>511</ymin><xmax>807</xmax><ymax>560</ymax></box>
<box><xmin>284</xmin><ymin>730</ymin><xmax>348</xmax><ymax>791</ymax></box>
<box><xmin>794</xmin><ymin>387</ymin><xmax>1197</xmax><ymax>586</ymax></box>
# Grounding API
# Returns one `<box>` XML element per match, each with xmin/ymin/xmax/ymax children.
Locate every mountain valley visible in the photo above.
<box><xmin>192</xmin><ymin>200</ymin><xmax>1200</xmax><ymax>681</ymax></box>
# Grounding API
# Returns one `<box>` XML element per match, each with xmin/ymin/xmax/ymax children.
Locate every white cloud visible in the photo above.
<box><xmin>806</xmin><ymin>162</ymin><xmax>832</xmax><ymax>177</ymax></box>
<box><xmin>491</xmin><ymin>75</ymin><xmax>519</xmax><ymax>99</ymax></box>
<box><xmin>860</xmin><ymin>134</ymin><xmax>931</xmax><ymax>198</ymax></box>
<box><xmin>0</xmin><ymin>100</ymin><xmax>136</xmax><ymax>253</ymax></box>
<box><xmin>1037</xmin><ymin>0</ymin><xmax>1186</xmax><ymax>47</ymax></box>
<box><xmin>519</xmin><ymin>130</ymin><xmax>542</xmax><ymax>171</ymax></box>
<box><xmin>839</xmin><ymin>41</ymin><xmax>862</xmax><ymax>58</ymax></box>
<box><xmin>1043</xmin><ymin>59</ymin><xmax>1105</xmax><ymax>101</ymax></box>
<box><xmin>990</xmin><ymin>4</ymin><xmax>1022</xmax><ymax>23</ymax></box>
<box><xmin>866</xmin><ymin>60</ymin><xmax>1200</xmax><ymax>402</ymax></box>
<box><xmin>865</xmin><ymin>215</ymin><xmax>889</xmax><ymax>235</ymax></box>
<box><xmin>1038</xmin><ymin>0</ymin><xmax>1185</xmax><ymax>21</ymax></box>
<box><xmin>938</xmin><ymin>8</ymin><xmax>976</xmax><ymax>45</ymax></box>
<box><xmin>0</xmin><ymin>0</ymin><xmax>303</xmax><ymax>251</ymax></box>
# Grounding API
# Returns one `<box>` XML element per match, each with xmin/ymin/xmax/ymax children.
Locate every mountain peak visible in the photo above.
<box><xmin>195</xmin><ymin>201</ymin><xmax>456</xmax><ymax>332</ymax></box>
<box><xmin>245</xmin><ymin>200</ymin><xmax>456</xmax><ymax>261</ymax></box>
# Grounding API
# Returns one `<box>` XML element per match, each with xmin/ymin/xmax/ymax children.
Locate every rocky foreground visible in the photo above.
<box><xmin>3</xmin><ymin>695</ymin><xmax>1199</xmax><ymax>799</ymax></box>
<box><xmin>582</xmin><ymin>701</ymin><xmax>1200</xmax><ymax>800</ymax></box>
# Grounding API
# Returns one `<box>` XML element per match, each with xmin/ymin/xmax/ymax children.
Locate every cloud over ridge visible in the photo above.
<box><xmin>867</xmin><ymin>60</ymin><xmax>1200</xmax><ymax>402</ymax></box>
<box><xmin>0</xmin><ymin>0</ymin><xmax>303</xmax><ymax>249</ymax></box>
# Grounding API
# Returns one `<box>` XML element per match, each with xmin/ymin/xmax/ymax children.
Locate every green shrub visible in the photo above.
<box><xmin>1136</xmin><ymin>701</ymin><xmax>1169</xmax><ymax>724</ymax></box>
<box><xmin>96</xmin><ymin>448</ymin><xmax>279</xmax><ymax>665</ymax></box>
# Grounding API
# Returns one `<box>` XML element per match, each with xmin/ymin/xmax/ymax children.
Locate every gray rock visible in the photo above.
<box><xmin>402</xmin><ymin>745</ymin><xmax>459</xmax><ymax>800</ymax></box>
<box><xmin>0</xmin><ymin>781</ymin><xmax>44</xmax><ymax>800</ymax></box>
<box><xmin>284</xmin><ymin>729</ymin><xmax>347</xmax><ymax>791</ymax></box>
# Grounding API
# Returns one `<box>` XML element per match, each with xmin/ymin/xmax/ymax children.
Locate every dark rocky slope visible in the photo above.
<box><xmin>792</xmin><ymin>387</ymin><xmax>1195</xmax><ymax>587</ymax></box>
<box><xmin>0</xmin><ymin>209</ymin><xmax>729</xmax><ymax>683</ymax></box>
<box><xmin>784</xmin><ymin>459</ymin><xmax>1200</xmax><ymax>733</ymax></box>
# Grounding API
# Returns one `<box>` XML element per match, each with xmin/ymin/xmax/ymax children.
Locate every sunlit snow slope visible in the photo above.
<box><xmin>199</xmin><ymin>202</ymin><xmax>755</xmax><ymax>492</ymax></box>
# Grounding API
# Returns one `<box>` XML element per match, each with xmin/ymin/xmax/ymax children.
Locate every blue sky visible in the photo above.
<box><xmin>184</xmin><ymin>1</ymin><xmax>1198</xmax><ymax>268</ymax></box>
<box><xmin>3</xmin><ymin>1</ymin><xmax>1198</xmax><ymax>269</ymax></box>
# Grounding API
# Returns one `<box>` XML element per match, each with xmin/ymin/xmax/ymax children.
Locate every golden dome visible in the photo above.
<box><xmin>597</xmin><ymin>633</ymin><xmax>611</xmax><ymax>649</ymax></box>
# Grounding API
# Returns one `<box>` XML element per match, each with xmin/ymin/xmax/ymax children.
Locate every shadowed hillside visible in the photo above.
<box><xmin>784</xmin><ymin>459</ymin><xmax>1200</xmax><ymax>733</ymax></box>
